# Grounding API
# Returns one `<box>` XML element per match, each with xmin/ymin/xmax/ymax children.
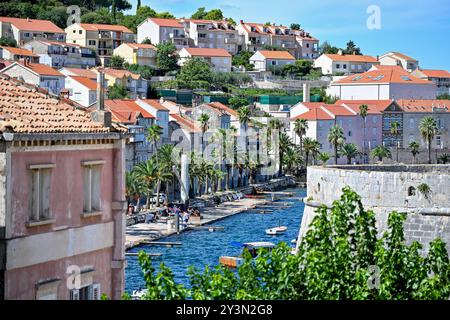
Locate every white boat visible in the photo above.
<box><xmin>265</xmin><ymin>226</ymin><xmax>288</xmax><ymax>235</ymax></box>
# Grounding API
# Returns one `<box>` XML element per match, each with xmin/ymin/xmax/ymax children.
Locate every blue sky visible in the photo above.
<box><xmin>130</xmin><ymin>0</ymin><xmax>450</xmax><ymax>70</ymax></box>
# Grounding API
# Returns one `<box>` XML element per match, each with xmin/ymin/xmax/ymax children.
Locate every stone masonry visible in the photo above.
<box><xmin>298</xmin><ymin>165</ymin><xmax>450</xmax><ymax>253</ymax></box>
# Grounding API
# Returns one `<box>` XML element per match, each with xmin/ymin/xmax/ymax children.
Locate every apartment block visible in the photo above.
<box><xmin>178</xmin><ymin>47</ymin><xmax>232</xmax><ymax>72</ymax></box>
<box><xmin>0</xmin><ymin>46</ymin><xmax>39</xmax><ymax>63</ymax></box>
<box><xmin>113</xmin><ymin>43</ymin><xmax>157</xmax><ymax>67</ymax></box>
<box><xmin>0</xmin><ymin>17</ymin><xmax>66</xmax><ymax>46</ymax></box>
<box><xmin>65</xmin><ymin>23</ymin><xmax>134</xmax><ymax>66</ymax></box>
<box><xmin>137</xmin><ymin>18</ymin><xmax>189</xmax><ymax>49</ymax></box>
<box><xmin>24</xmin><ymin>40</ymin><xmax>96</xmax><ymax>69</ymax></box>
<box><xmin>411</xmin><ymin>69</ymin><xmax>450</xmax><ymax>96</ymax></box>
<box><xmin>314</xmin><ymin>51</ymin><xmax>379</xmax><ymax>75</ymax></box>
<box><xmin>379</xmin><ymin>52</ymin><xmax>419</xmax><ymax>72</ymax></box>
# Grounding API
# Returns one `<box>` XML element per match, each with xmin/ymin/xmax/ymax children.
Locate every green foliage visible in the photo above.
<box><xmin>318</xmin><ymin>152</ymin><xmax>331</xmax><ymax>166</ymax></box>
<box><xmin>344</xmin><ymin>40</ymin><xmax>362</xmax><ymax>55</ymax></box>
<box><xmin>125</xmin><ymin>63</ymin><xmax>155</xmax><ymax>80</ymax></box>
<box><xmin>211</xmin><ymin>72</ymin><xmax>253</xmax><ymax>91</ymax></box>
<box><xmin>409</xmin><ymin>141</ymin><xmax>420</xmax><ymax>163</ymax></box>
<box><xmin>320</xmin><ymin>41</ymin><xmax>340</xmax><ymax>54</ymax></box>
<box><xmin>340</xmin><ymin>143</ymin><xmax>360</xmax><ymax>164</ymax></box>
<box><xmin>437</xmin><ymin>93</ymin><xmax>450</xmax><ymax>100</ymax></box>
<box><xmin>107</xmin><ymin>83</ymin><xmax>129</xmax><ymax>99</ymax></box>
<box><xmin>156</xmin><ymin>42</ymin><xmax>179</xmax><ymax>73</ymax></box>
<box><xmin>81</xmin><ymin>7</ymin><xmax>114</xmax><ymax>24</ymax></box>
<box><xmin>420</xmin><ymin>116</ymin><xmax>437</xmax><ymax>164</ymax></box>
<box><xmin>109</xmin><ymin>55</ymin><xmax>125</xmax><ymax>68</ymax></box>
<box><xmin>232</xmin><ymin>51</ymin><xmax>254</xmax><ymax>71</ymax></box>
<box><xmin>438</xmin><ymin>153</ymin><xmax>450</xmax><ymax>164</ymax></box>
<box><xmin>176</xmin><ymin>57</ymin><xmax>213</xmax><ymax>89</ymax></box>
<box><xmin>417</xmin><ymin>183</ymin><xmax>431</xmax><ymax>199</ymax></box>
<box><xmin>282</xmin><ymin>60</ymin><xmax>321</xmax><ymax>78</ymax></box>
<box><xmin>290</xmin><ymin>23</ymin><xmax>301</xmax><ymax>30</ymax></box>
<box><xmin>228</xmin><ymin>96</ymin><xmax>249</xmax><ymax>110</ymax></box>
<box><xmin>191</xmin><ymin>7</ymin><xmax>224</xmax><ymax>20</ymax></box>
<box><xmin>371</xmin><ymin>145</ymin><xmax>392</xmax><ymax>162</ymax></box>
<box><xmin>0</xmin><ymin>37</ymin><xmax>17</xmax><ymax>48</ymax></box>
<box><xmin>137</xmin><ymin>187</ymin><xmax>450</xmax><ymax>300</ymax></box>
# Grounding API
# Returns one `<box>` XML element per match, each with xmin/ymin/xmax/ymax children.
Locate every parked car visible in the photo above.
<box><xmin>149</xmin><ymin>194</ymin><xmax>166</xmax><ymax>204</ymax></box>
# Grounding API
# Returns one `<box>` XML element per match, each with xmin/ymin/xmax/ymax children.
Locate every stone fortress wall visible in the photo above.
<box><xmin>297</xmin><ymin>165</ymin><xmax>450</xmax><ymax>253</ymax></box>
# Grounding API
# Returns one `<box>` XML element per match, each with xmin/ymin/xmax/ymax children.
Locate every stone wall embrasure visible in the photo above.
<box><xmin>298</xmin><ymin>165</ymin><xmax>450</xmax><ymax>253</ymax></box>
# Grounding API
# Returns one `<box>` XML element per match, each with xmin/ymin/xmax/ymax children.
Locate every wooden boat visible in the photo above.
<box><xmin>265</xmin><ymin>226</ymin><xmax>287</xmax><ymax>235</ymax></box>
<box><xmin>219</xmin><ymin>242</ymin><xmax>275</xmax><ymax>268</ymax></box>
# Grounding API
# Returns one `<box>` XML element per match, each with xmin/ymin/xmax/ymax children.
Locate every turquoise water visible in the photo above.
<box><xmin>125</xmin><ymin>188</ymin><xmax>306</xmax><ymax>293</ymax></box>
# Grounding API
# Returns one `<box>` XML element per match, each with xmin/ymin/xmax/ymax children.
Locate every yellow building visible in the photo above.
<box><xmin>93</xmin><ymin>67</ymin><xmax>148</xmax><ymax>99</ymax></box>
<box><xmin>113</xmin><ymin>43</ymin><xmax>157</xmax><ymax>67</ymax></box>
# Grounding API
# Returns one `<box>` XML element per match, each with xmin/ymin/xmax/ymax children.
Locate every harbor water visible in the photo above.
<box><xmin>125</xmin><ymin>187</ymin><xmax>306</xmax><ymax>293</ymax></box>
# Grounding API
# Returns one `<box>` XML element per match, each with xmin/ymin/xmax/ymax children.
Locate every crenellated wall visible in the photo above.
<box><xmin>298</xmin><ymin>165</ymin><xmax>450</xmax><ymax>253</ymax></box>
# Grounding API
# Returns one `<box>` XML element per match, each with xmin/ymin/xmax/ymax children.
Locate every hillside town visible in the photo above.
<box><xmin>1</xmin><ymin>1</ymin><xmax>450</xmax><ymax>302</ymax></box>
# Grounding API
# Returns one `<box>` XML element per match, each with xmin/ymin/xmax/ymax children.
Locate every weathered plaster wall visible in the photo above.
<box><xmin>298</xmin><ymin>165</ymin><xmax>450</xmax><ymax>253</ymax></box>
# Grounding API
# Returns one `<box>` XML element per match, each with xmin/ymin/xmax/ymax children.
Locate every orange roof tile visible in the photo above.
<box><xmin>292</xmin><ymin>108</ymin><xmax>334</xmax><ymax>121</ymax></box>
<box><xmin>105</xmin><ymin>99</ymin><xmax>154</xmax><ymax>124</ymax></box>
<box><xmin>37</xmin><ymin>40</ymin><xmax>87</xmax><ymax>48</ymax></box>
<box><xmin>207</xmin><ymin>102</ymin><xmax>238</xmax><ymax>117</ymax></box>
<box><xmin>62</xmin><ymin>67</ymin><xmax>97</xmax><ymax>79</ymax></box>
<box><xmin>324</xmin><ymin>54</ymin><xmax>378</xmax><ymax>63</ymax></box>
<box><xmin>15</xmin><ymin>61</ymin><xmax>63</xmax><ymax>77</ymax></box>
<box><xmin>0</xmin><ymin>75</ymin><xmax>113</xmax><ymax>133</ymax></box>
<box><xmin>324</xmin><ymin>105</ymin><xmax>356</xmax><ymax>116</ymax></box>
<box><xmin>148</xmin><ymin>18</ymin><xmax>184</xmax><ymax>28</ymax></box>
<box><xmin>125</xmin><ymin>43</ymin><xmax>157</xmax><ymax>50</ymax></box>
<box><xmin>336</xmin><ymin>100</ymin><xmax>394</xmax><ymax>114</ymax></box>
<box><xmin>102</xmin><ymin>68</ymin><xmax>141</xmax><ymax>80</ymax></box>
<box><xmin>170</xmin><ymin>113</ymin><xmax>201</xmax><ymax>132</ymax></box>
<box><xmin>335</xmin><ymin>67</ymin><xmax>433</xmax><ymax>85</ymax></box>
<box><xmin>183</xmin><ymin>48</ymin><xmax>231</xmax><ymax>57</ymax></box>
<box><xmin>0</xmin><ymin>17</ymin><xmax>64</xmax><ymax>33</ymax></box>
<box><xmin>141</xmin><ymin>99</ymin><xmax>169</xmax><ymax>111</ymax></box>
<box><xmin>258</xmin><ymin>50</ymin><xmax>295</xmax><ymax>60</ymax></box>
<box><xmin>0</xmin><ymin>46</ymin><xmax>38</xmax><ymax>57</ymax></box>
<box><xmin>420</xmin><ymin>69</ymin><xmax>450</xmax><ymax>79</ymax></box>
<box><xmin>69</xmin><ymin>76</ymin><xmax>97</xmax><ymax>90</ymax></box>
<box><xmin>389</xmin><ymin>52</ymin><xmax>417</xmax><ymax>62</ymax></box>
<box><xmin>79</xmin><ymin>23</ymin><xmax>133</xmax><ymax>33</ymax></box>
<box><xmin>396</xmin><ymin>99</ymin><xmax>450</xmax><ymax>113</ymax></box>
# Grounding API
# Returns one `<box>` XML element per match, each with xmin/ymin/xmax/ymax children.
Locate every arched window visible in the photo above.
<box><xmin>408</xmin><ymin>186</ymin><xmax>416</xmax><ymax>196</ymax></box>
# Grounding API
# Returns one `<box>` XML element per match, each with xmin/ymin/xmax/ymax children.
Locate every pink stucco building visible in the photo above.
<box><xmin>0</xmin><ymin>75</ymin><xmax>127</xmax><ymax>300</ymax></box>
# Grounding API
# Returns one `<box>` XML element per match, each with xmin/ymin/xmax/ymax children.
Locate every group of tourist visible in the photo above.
<box><xmin>139</xmin><ymin>204</ymin><xmax>201</xmax><ymax>227</ymax></box>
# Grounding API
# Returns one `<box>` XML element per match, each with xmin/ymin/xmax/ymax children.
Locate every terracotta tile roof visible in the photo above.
<box><xmin>125</xmin><ymin>43</ymin><xmax>157</xmax><ymax>50</ymax></box>
<box><xmin>105</xmin><ymin>99</ymin><xmax>154</xmax><ymax>124</ymax></box>
<box><xmin>257</xmin><ymin>50</ymin><xmax>295</xmax><ymax>60</ymax></box>
<box><xmin>334</xmin><ymin>66</ymin><xmax>433</xmax><ymax>85</ymax></box>
<box><xmin>0</xmin><ymin>59</ymin><xmax>12</xmax><ymax>69</ymax></box>
<box><xmin>141</xmin><ymin>99</ymin><xmax>170</xmax><ymax>111</ymax></box>
<box><xmin>170</xmin><ymin>113</ymin><xmax>201</xmax><ymax>132</ymax></box>
<box><xmin>61</xmin><ymin>67</ymin><xmax>97</xmax><ymax>79</ymax></box>
<box><xmin>37</xmin><ymin>40</ymin><xmax>87</xmax><ymax>48</ymax></box>
<box><xmin>79</xmin><ymin>23</ymin><xmax>133</xmax><ymax>33</ymax></box>
<box><xmin>0</xmin><ymin>75</ymin><xmax>112</xmax><ymax>133</ymax></box>
<box><xmin>102</xmin><ymin>68</ymin><xmax>141</xmax><ymax>80</ymax></box>
<box><xmin>420</xmin><ymin>69</ymin><xmax>450</xmax><ymax>79</ymax></box>
<box><xmin>147</xmin><ymin>18</ymin><xmax>184</xmax><ymax>28</ymax></box>
<box><xmin>396</xmin><ymin>99</ymin><xmax>450</xmax><ymax>113</ymax></box>
<box><xmin>336</xmin><ymin>100</ymin><xmax>394</xmax><ymax>114</ymax></box>
<box><xmin>69</xmin><ymin>76</ymin><xmax>97</xmax><ymax>90</ymax></box>
<box><xmin>0</xmin><ymin>46</ymin><xmax>38</xmax><ymax>57</ymax></box>
<box><xmin>324</xmin><ymin>54</ymin><xmax>378</xmax><ymax>63</ymax></box>
<box><xmin>324</xmin><ymin>105</ymin><xmax>356</xmax><ymax>116</ymax></box>
<box><xmin>0</xmin><ymin>17</ymin><xmax>64</xmax><ymax>33</ymax></box>
<box><xmin>388</xmin><ymin>52</ymin><xmax>417</xmax><ymax>62</ymax></box>
<box><xmin>291</xmin><ymin>108</ymin><xmax>334</xmax><ymax>121</ymax></box>
<box><xmin>292</xmin><ymin>30</ymin><xmax>318</xmax><ymax>41</ymax></box>
<box><xmin>207</xmin><ymin>102</ymin><xmax>238</xmax><ymax>117</ymax></box>
<box><xmin>183</xmin><ymin>47</ymin><xmax>231</xmax><ymax>57</ymax></box>
<box><xmin>241</xmin><ymin>22</ymin><xmax>292</xmax><ymax>36</ymax></box>
<box><xmin>7</xmin><ymin>61</ymin><xmax>64</xmax><ymax>77</ymax></box>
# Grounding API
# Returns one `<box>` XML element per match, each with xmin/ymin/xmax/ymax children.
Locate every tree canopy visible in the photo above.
<box><xmin>132</xmin><ymin>187</ymin><xmax>450</xmax><ymax>300</ymax></box>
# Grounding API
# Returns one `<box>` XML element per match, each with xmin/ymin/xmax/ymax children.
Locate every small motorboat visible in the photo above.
<box><xmin>265</xmin><ymin>226</ymin><xmax>287</xmax><ymax>235</ymax></box>
<box><xmin>219</xmin><ymin>241</ymin><xmax>275</xmax><ymax>268</ymax></box>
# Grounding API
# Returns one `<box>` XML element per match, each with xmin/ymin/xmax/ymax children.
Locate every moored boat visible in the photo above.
<box><xmin>265</xmin><ymin>226</ymin><xmax>288</xmax><ymax>235</ymax></box>
<box><xmin>219</xmin><ymin>241</ymin><xmax>275</xmax><ymax>268</ymax></box>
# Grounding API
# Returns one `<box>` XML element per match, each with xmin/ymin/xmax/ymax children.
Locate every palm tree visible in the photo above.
<box><xmin>390</xmin><ymin>121</ymin><xmax>400</xmax><ymax>162</ymax></box>
<box><xmin>371</xmin><ymin>145</ymin><xmax>392</xmax><ymax>162</ymax></box>
<box><xmin>310</xmin><ymin>140</ymin><xmax>321</xmax><ymax>165</ymax></box>
<box><xmin>293</xmin><ymin>118</ymin><xmax>308</xmax><ymax>157</ymax></box>
<box><xmin>198</xmin><ymin>113</ymin><xmax>210</xmax><ymax>156</ymax></box>
<box><xmin>214</xmin><ymin>128</ymin><xmax>227</xmax><ymax>191</ymax></box>
<box><xmin>158</xmin><ymin>144</ymin><xmax>179</xmax><ymax>206</ymax></box>
<box><xmin>279</xmin><ymin>132</ymin><xmax>293</xmax><ymax>176</ymax></box>
<box><xmin>359</xmin><ymin>104</ymin><xmax>368</xmax><ymax>163</ymax></box>
<box><xmin>438</xmin><ymin>153</ymin><xmax>450</xmax><ymax>164</ymax></box>
<box><xmin>409</xmin><ymin>141</ymin><xmax>420</xmax><ymax>164</ymax></box>
<box><xmin>318</xmin><ymin>152</ymin><xmax>331</xmax><ymax>166</ymax></box>
<box><xmin>134</xmin><ymin>159</ymin><xmax>159</xmax><ymax>208</ymax></box>
<box><xmin>328</xmin><ymin>125</ymin><xmax>345</xmax><ymax>165</ymax></box>
<box><xmin>147</xmin><ymin>124</ymin><xmax>163</xmax><ymax>164</ymax></box>
<box><xmin>268</xmin><ymin>118</ymin><xmax>283</xmax><ymax>177</ymax></box>
<box><xmin>238</xmin><ymin>106</ymin><xmax>252</xmax><ymax>183</ymax></box>
<box><xmin>303</xmin><ymin>137</ymin><xmax>317</xmax><ymax>167</ymax></box>
<box><xmin>419</xmin><ymin>116</ymin><xmax>437</xmax><ymax>164</ymax></box>
<box><xmin>125</xmin><ymin>170</ymin><xmax>144</xmax><ymax>211</ymax></box>
<box><xmin>340</xmin><ymin>143</ymin><xmax>360</xmax><ymax>164</ymax></box>
<box><xmin>283</xmin><ymin>147</ymin><xmax>300</xmax><ymax>174</ymax></box>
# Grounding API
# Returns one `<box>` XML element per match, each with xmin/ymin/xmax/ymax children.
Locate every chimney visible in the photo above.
<box><xmin>337</xmin><ymin>49</ymin><xmax>343</xmax><ymax>56</ymax></box>
<box><xmin>160</xmin><ymin>97</ymin><xmax>165</xmax><ymax>104</ymax></box>
<box><xmin>303</xmin><ymin>83</ymin><xmax>310</xmax><ymax>103</ymax></box>
<box><xmin>91</xmin><ymin>69</ymin><xmax>111</xmax><ymax>128</ymax></box>
<box><xmin>96</xmin><ymin>71</ymin><xmax>105</xmax><ymax>111</ymax></box>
